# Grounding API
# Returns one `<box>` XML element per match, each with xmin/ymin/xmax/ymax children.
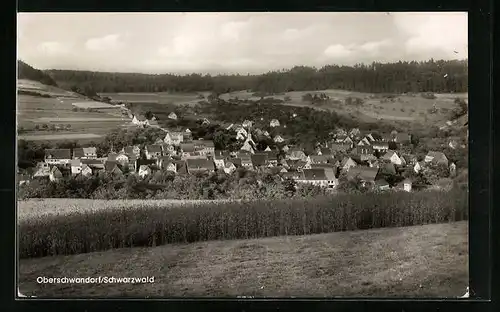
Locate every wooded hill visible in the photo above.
<box><xmin>18</xmin><ymin>60</ymin><xmax>58</xmax><ymax>87</ymax></box>
<box><xmin>43</xmin><ymin>59</ymin><xmax>468</xmax><ymax>95</ymax></box>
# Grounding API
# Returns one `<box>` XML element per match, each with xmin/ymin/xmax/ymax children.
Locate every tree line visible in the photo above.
<box><xmin>43</xmin><ymin>59</ymin><xmax>468</xmax><ymax>94</ymax></box>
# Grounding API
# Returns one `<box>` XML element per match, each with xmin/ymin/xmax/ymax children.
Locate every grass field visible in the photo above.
<box><xmin>219</xmin><ymin>89</ymin><xmax>467</xmax><ymax>126</ymax></box>
<box><xmin>17</xmin><ymin>133</ymin><xmax>103</xmax><ymax>141</ymax></box>
<box><xmin>18</xmin><ymin>221</ymin><xmax>468</xmax><ymax>298</ymax></box>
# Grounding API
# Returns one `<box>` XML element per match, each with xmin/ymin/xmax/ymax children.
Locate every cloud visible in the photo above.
<box><xmin>324</xmin><ymin>44</ymin><xmax>353</xmax><ymax>59</ymax></box>
<box><xmin>36</xmin><ymin>41</ymin><xmax>71</xmax><ymax>55</ymax></box>
<box><xmin>85</xmin><ymin>34</ymin><xmax>124</xmax><ymax>51</ymax></box>
<box><xmin>360</xmin><ymin>39</ymin><xmax>393</xmax><ymax>53</ymax></box>
<box><xmin>393</xmin><ymin>12</ymin><xmax>468</xmax><ymax>58</ymax></box>
<box><xmin>220</xmin><ymin>21</ymin><xmax>248</xmax><ymax>41</ymax></box>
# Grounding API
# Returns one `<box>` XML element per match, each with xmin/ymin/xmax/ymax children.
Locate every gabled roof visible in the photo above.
<box><xmin>186</xmin><ymin>159</ymin><xmax>215</xmax><ymax>170</ymax></box>
<box><xmin>251</xmin><ymin>154</ymin><xmax>268</xmax><ymax>167</ymax></box>
<box><xmin>231</xmin><ymin>158</ymin><xmax>242</xmax><ymax>167</ymax></box>
<box><xmin>138</xmin><ymin>165</ymin><xmax>152</xmax><ymax>172</ymax></box>
<box><xmin>374</xmin><ymin>179</ymin><xmax>390</xmax><ymax>187</ymax></box>
<box><xmin>146</xmin><ymin>145</ymin><xmax>162</xmax><ymax>153</ymax></box>
<box><xmin>45</xmin><ymin>149</ymin><xmax>71</xmax><ymax>159</ymax></box>
<box><xmin>180</xmin><ymin>143</ymin><xmax>195</xmax><ymax>153</ymax></box>
<box><xmin>381</xmin><ymin>150</ymin><xmax>397</xmax><ymax>160</ymax></box>
<box><xmin>310</xmin><ymin>155</ymin><xmax>329</xmax><ymax>163</ymax></box>
<box><xmin>340</xmin><ymin>157</ymin><xmax>355</xmax><ymax>167</ymax></box>
<box><xmin>426</xmin><ymin>151</ymin><xmax>447</xmax><ymax>159</ymax></box>
<box><xmin>72</xmin><ymin>147</ymin><xmax>84</xmax><ymax>158</ymax></box>
<box><xmin>302</xmin><ymin>168</ymin><xmax>328</xmax><ymax>180</ymax></box>
<box><xmin>82</xmin><ymin>147</ymin><xmax>96</xmax><ymax>155</ymax></box>
<box><xmin>104</xmin><ymin>161</ymin><xmax>120</xmax><ymax>172</ymax></box>
<box><xmin>50</xmin><ymin>166</ymin><xmax>63</xmax><ymax>176</ymax></box>
<box><xmin>347</xmin><ymin>167</ymin><xmax>379</xmax><ymax>182</ymax></box>
<box><xmin>123</xmin><ymin>146</ymin><xmax>139</xmax><ymax>155</ymax></box>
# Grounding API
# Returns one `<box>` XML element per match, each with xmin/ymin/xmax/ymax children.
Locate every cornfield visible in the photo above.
<box><xmin>18</xmin><ymin>189</ymin><xmax>468</xmax><ymax>259</ymax></box>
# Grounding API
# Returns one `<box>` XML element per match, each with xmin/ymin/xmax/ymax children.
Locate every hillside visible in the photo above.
<box><xmin>18</xmin><ymin>221</ymin><xmax>468</xmax><ymax>298</ymax></box>
<box><xmin>45</xmin><ymin>59</ymin><xmax>468</xmax><ymax>94</ymax></box>
<box><xmin>17</xmin><ymin>60</ymin><xmax>58</xmax><ymax>87</ymax></box>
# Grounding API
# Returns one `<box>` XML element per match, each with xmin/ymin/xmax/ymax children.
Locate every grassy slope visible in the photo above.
<box><xmin>19</xmin><ymin>221</ymin><xmax>468</xmax><ymax>298</ymax></box>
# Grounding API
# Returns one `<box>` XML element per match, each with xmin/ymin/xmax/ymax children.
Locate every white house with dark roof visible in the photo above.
<box><xmin>71</xmin><ymin>159</ymin><xmax>82</xmax><ymax>176</ymax></box>
<box><xmin>164</xmin><ymin>132</ymin><xmax>184</xmax><ymax>146</ymax></box>
<box><xmin>270</xmin><ymin>119</ymin><xmax>280</xmax><ymax>127</ymax></box>
<box><xmin>44</xmin><ymin>149</ymin><xmax>71</xmax><ymax>165</ymax></box>
<box><xmin>381</xmin><ymin>150</ymin><xmax>403</xmax><ymax>165</ymax></box>
<box><xmin>145</xmin><ymin>145</ymin><xmax>162</xmax><ymax>160</ymax></box>
<box><xmin>72</xmin><ymin>147</ymin><xmax>97</xmax><ymax>159</ymax></box>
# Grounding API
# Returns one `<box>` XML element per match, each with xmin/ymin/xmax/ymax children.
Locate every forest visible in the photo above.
<box><xmin>42</xmin><ymin>59</ymin><xmax>468</xmax><ymax>94</ymax></box>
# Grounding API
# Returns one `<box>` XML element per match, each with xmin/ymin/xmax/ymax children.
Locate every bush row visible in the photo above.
<box><xmin>19</xmin><ymin>188</ymin><xmax>468</xmax><ymax>259</ymax></box>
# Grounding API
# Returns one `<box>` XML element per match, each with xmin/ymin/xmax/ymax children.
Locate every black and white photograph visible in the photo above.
<box><xmin>17</xmin><ymin>12</ymin><xmax>469</xmax><ymax>298</ymax></box>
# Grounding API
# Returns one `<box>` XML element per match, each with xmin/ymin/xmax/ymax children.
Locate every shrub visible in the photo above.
<box><xmin>19</xmin><ymin>189</ymin><xmax>468</xmax><ymax>258</ymax></box>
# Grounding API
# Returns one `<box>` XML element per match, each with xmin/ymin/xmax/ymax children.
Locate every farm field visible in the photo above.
<box><xmin>18</xmin><ymin>221</ymin><xmax>468</xmax><ymax>298</ymax></box>
<box><xmin>17</xmin><ymin>198</ymin><xmax>240</xmax><ymax>222</ymax></box>
<box><xmin>17</xmin><ymin>82</ymin><xmax>131</xmax><ymax>140</ymax></box>
<box><xmin>17</xmin><ymin>133</ymin><xmax>103</xmax><ymax>141</ymax></box>
<box><xmin>99</xmin><ymin>92</ymin><xmax>206</xmax><ymax>106</ymax></box>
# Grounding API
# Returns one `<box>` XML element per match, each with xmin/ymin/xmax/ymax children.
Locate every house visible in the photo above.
<box><xmin>282</xmin><ymin>171</ymin><xmax>302</xmax><ymax>181</ymax></box>
<box><xmin>239</xmin><ymin>154</ymin><xmax>253</xmax><ymax>169</ymax></box>
<box><xmin>296</xmin><ymin>169</ymin><xmax>335</xmax><ymax>188</ymax></box>
<box><xmin>347</xmin><ymin>167</ymin><xmax>379</xmax><ymax>186</ymax></box>
<box><xmin>104</xmin><ymin>161</ymin><xmax>123</xmax><ymax>177</ymax></box>
<box><xmin>180</xmin><ymin>142</ymin><xmax>195</xmax><ymax>157</ymax></box>
<box><xmin>71</xmin><ymin>159</ymin><xmax>82</xmax><ymax>176</ymax></box>
<box><xmin>334</xmin><ymin>134</ymin><xmax>348</xmax><ymax>143</ymax></box>
<box><xmin>251</xmin><ymin>154</ymin><xmax>268</xmax><ymax>168</ymax></box>
<box><xmin>174</xmin><ymin>160</ymin><xmax>188</xmax><ymax>174</ymax></box>
<box><xmin>81</xmin><ymin>159</ymin><xmax>106</xmax><ymax>170</ymax></box>
<box><xmin>115</xmin><ymin>153</ymin><xmax>129</xmax><ymax>166</ymax></box>
<box><xmin>340</xmin><ymin>157</ymin><xmax>357</xmax><ymax>172</ymax></box>
<box><xmin>342</xmin><ymin>136</ymin><xmax>354</xmax><ymax>147</ymax></box>
<box><xmin>372</xmin><ymin>142</ymin><xmax>390</xmax><ymax>152</ymax></box>
<box><xmin>413</xmin><ymin>161</ymin><xmax>426</xmax><ymax>174</ymax></box>
<box><xmin>374</xmin><ymin>179</ymin><xmax>391</xmax><ymax>191</ymax></box>
<box><xmin>425</xmin><ymin>151</ymin><xmax>449</xmax><ymax>166</ymax></box>
<box><xmin>242</xmin><ymin>120</ymin><xmax>253</xmax><ymax>128</ymax></box>
<box><xmin>354</xmin><ymin>145</ymin><xmax>374</xmax><ymax>156</ymax></box>
<box><xmin>282</xmin><ymin>145</ymin><xmax>290</xmax><ymax>152</ymax></box>
<box><xmin>395</xmin><ymin>178</ymin><xmax>413</xmax><ymax>192</ymax></box>
<box><xmin>309</xmin><ymin>155</ymin><xmax>329</xmax><ymax>165</ymax></box>
<box><xmin>132</xmin><ymin>115</ymin><xmax>149</xmax><ymax>126</ymax></box>
<box><xmin>330</xmin><ymin>143</ymin><xmax>351</xmax><ymax>153</ymax></box>
<box><xmin>33</xmin><ymin>162</ymin><xmax>50</xmax><ymax>177</ymax></box>
<box><xmin>212</xmin><ymin>153</ymin><xmax>225</xmax><ymax>169</ymax></box>
<box><xmin>402</xmin><ymin>154</ymin><xmax>418</xmax><ymax>166</ymax></box>
<box><xmin>127</xmin><ymin>155</ymin><xmax>138</xmax><ymax>172</ymax></box>
<box><xmin>240</xmin><ymin>136</ymin><xmax>256</xmax><ymax>154</ymax></box>
<box><xmin>161</xmin><ymin>143</ymin><xmax>176</xmax><ymax>156</ymax></box>
<box><xmin>357</xmin><ymin>137</ymin><xmax>371</xmax><ymax>146</ymax></box>
<box><xmin>168</xmin><ymin>112</ymin><xmax>178</xmax><ymax>120</ymax></box>
<box><xmin>270</xmin><ymin>119</ymin><xmax>280</xmax><ymax>127</ymax></box>
<box><xmin>449</xmin><ymin>162</ymin><xmax>457</xmax><ymax>177</ymax></box>
<box><xmin>49</xmin><ymin>166</ymin><xmax>63</xmax><ymax>182</ymax></box>
<box><xmin>195</xmin><ymin>140</ymin><xmax>215</xmax><ymax>156</ymax></box>
<box><xmin>164</xmin><ymin>132</ymin><xmax>184</xmax><ymax>145</ymax></box>
<box><xmin>138</xmin><ymin>165</ymin><xmax>152</xmax><ymax>178</ymax></box>
<box><xmin>264</xmin><ymin>146</ymin><xmax>272</xmax><ymax>152</ymax></box>
<box><xmin>224</xmin><ymin>161</ymin><xmax>237</xmax><ymax>174</ymax></box>
<box><xmin>235</xmin><ymin>127</ymin><xmax>248</xmax><ymax>140</ymax></box>
<box><xmin>72</xmin><ymin>147</ymin><xmax>97</xmax><ymax>159</ymax></box>
<box><xmin>287</xmin><ymin>148</ymin><xmax>307</xmax><ymax>161</ymax></box>
<box><xmin>273</xmin><ymin>135</ymin><xmax>285</xmax><ymax>143</ymax></box>
<box><xmin>18</xmin><ymin>174</ymin><xmax>31</xmax><ymax>185</ymax></box>
<box><xmin>80</xmin><ymin>164</ymin><xmax>93</xmax><ymax>177</ymax></box>
<box><xmin>201</xmin><ymin>118</ymin><xmax>210</xmax><ymax>126</ymax></box>
<box><xmin>230</xmin><ymin>158</ymin><xmax>242</xmax><ymax>168</ymax></box>
<box><xmin>381</xmin><ymin>150</ymin><xmax>403</xmax><ymax>165</ymax></box>
<box><xmin>279</xmin><ymin>167</ymin><xmax>288</xmax><ymax>173</ymax></box>
<box><xmin>145</xmin><ymin>145</ymin><xmax>163</xmax><ymax>160</ymax></box>
<box><xmin>264</xmin><ymin>152</ymin><xmax>279</xmax><ymax>166</ymax></box>
<box><xmin>379</xmin><ymin>163</ymin><xmax>397</xmax><ymax>176</ymax></box>
<box><xmin>349</xmin><ymin>128</ymin><xmax>361</xmax><ymax>138</ymax></box>
<box><xmin>44</xmin><ymin>149</ymin><xmax>71</xmax><ymax>165</ymax></box>
<box><xmin>394</xmin><ymin>133</ymin><xmax>412</xmax><ymax>144</ymax></box>
<box><xmin>263</xmin><ymin>130</ymin><xmax>270</xmax><ymax>137</ymax></box>
<box><xmin>186</xmin><ymin>159</ymin><xmax>215</xmax><ymax>174</ymax></box>
<box><xmin>157</xmin><ymin>156</ymin><xmax>173</xmax><ymax>169</ymax></box>
<box><xmin>288</xmin><ymin>159</ymin><xmax>309</xmax><ymax>172</ymax></box>
<box><xmin>448</xmin><ymin>140</ymin><xmax>458</xmax><ymax>149</ymax></box>
<box><xmin>122</xmin><ymin>146</ymin><xmax>141</xmax><ymax>157</ymax></box>
<box><xmin>135</xmin><ymin>159</ymin><xmax>156</xmax><ymax>173</ymax></box>
<box><xmin>360</xmin><ymin>154</ymin><xmax>377</xmax><ymax>162</ymax></box>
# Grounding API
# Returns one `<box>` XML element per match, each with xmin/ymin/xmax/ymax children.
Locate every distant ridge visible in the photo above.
<box><xmin>17</xmin><ymin>60</ymin><xmax>58</xmax><ymax>87</ymax></box>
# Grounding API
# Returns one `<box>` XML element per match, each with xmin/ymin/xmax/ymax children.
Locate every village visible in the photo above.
<box><xmin>19</xmin><ymin>108</ymin><xmax>462</xmax><ymax>194</ymax></box>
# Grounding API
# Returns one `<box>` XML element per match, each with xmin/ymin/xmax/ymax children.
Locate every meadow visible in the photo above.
<box><xmin>220</xmin><ymin>89</ymin><xmax>467</xmax><ymax>126</ymax></box>
<box><xmin>18</xmin><ymin>189</ymin><xmax>468</xmax><ymax>259</ymax></box>
<box><xmin>18</xmin><ymin>221</ymin><xmax>468</xmax><ymax>297</ymax></box>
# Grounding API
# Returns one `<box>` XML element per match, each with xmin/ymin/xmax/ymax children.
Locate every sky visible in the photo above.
<box><xmin>17</xmin><ymin>12</ymin><xmax>468</xmax><ymax>75</ymax></box>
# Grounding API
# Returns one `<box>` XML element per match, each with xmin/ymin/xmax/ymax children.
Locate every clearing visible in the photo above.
<box><xmin>99</xmin><ymin>92</ymin><xmax>204</xmax><ymax>106</ymax></box>
<box><xmin>19</xmin><ymin>221</ymin><xmax>468</xmax><ymax>298</ymax></box>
